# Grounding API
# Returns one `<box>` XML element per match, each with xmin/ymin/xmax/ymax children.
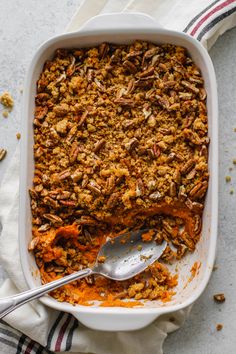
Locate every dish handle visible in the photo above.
<box><xmin>79</xmin><ymin>12</ymin><xmax>163</xmax><ymax>32</ymax></box>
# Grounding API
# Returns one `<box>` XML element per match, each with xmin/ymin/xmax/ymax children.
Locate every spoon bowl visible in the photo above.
<box><xmin>94</xmin><ymin>229</ymin><xmax>167</xmax><ymax>280</ymax></box>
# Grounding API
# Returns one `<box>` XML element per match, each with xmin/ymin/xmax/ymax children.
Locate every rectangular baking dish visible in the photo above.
<box><xmin>19</xmin><ymin>12</ymin><xmax>218</xmax><ymax>332</ymax></box>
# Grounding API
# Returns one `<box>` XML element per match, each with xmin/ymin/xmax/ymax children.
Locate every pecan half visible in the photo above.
<box><xmin>43</xmin><ymin>214</ymin><xmax>63</xmax><ymax>225</ymax></box>
<box><xmin>180</xmin><ymin>159</ymin><xmax>195</xmax><ymax>175</ymax></box>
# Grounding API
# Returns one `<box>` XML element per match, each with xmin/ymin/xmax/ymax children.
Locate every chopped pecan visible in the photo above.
<box><xmin>94</xmin><ymin>78</ymin><xmax>105</xmax><ymax>92</ymax></box>
<box><xmin>29</xmin><ymin>188</ymin><xmax>38</xmax><ymax>200</ymax></box>
<box><xmin>181</xmin><ymin>80</ymin><xmax>199</xmax><ymax>94</ymax></box>
<box><xmin>70</xmin><ymin>143</ymin><xmax>80</xmax><ymax>163</ymax></box>
<box><xmin>199</xmin><ymin>88</ymin><xmax>207</xmax><ymax>100</ymax></box>
<box><xmin>35</xmin><ymin>93</ymin><xmax>49</xmax><ymax>105</ymax></box>
<box><xmin>66</xmin><ymin>55</ymin><xmax>76</xmax><ymax>77</ymax></box>
<box><xmin>213</xmin><ymin>294</ymin><xmax>225</xmax><ymax>303</ymax></box>
<box><xmin>186</xmin><ymin>169</ymin><xmax>196</xmax><ymax>180</ymax></box>
<box><xmin>173</xmin><ymin>169</ymin><xmax>181</xmax><ymax>184</ymax></box>
<box><xmin>125</xmin><ymin>138</ymin><xmax>139</xmax><ymax>152</ymax></box>
<box><xmin>78</xmin><ymin>110</ymin><xmax>89</xmax><ymax>127</ymax></box>
<box><xmin>81</xmin><ymin>175</ymin><xmax>89</xmax><ymax>188</ymax></box>
<box><xmin>123</xmin><ymin>60</ymin><xmax>137</xmax><ymax>74</ymax></box>
<box><xmin>107</xmin><ymin>192</ymin><xmax>120</xmax><ymax>208</ymax></box>
<box><xmin>178</xmin><ymin>185</ymin><xmax>187</xmax><ymax>201</ymax></box>
<box><xmin>143</xmin><ymin>47</ymin><xmax>159</xmax><ymax>61</ymax></box>
<box><xmin>35</xmin><ymin>106</ymin><xmax>48</xmax><ymax>120</ymax></box>
<box><xmin>185</xmin><ymin>198</ymin><xmax>203</xmax><ymax>213</ymax></box>
<box><xmin>94</xmin><ymin>139</ymin><xmax>105</xmax><ymax>153</ymax></box>
<box><xmin>169</xmin><ymin>182</ymin><xmax>176</xmax><ymax>197</ymax></box>
<box><xmin>87</xmin><ymin>181</ymin><xmax>102</xmax><ymax>195</ymax></box>
<box><xmin>38</xmin><ymin>223</ymin><xmax>50</xmax><ymax>232</ymax></box>
<box><xmin>166</xmin><ymin>152</ymin><xmax>176</xmax><ymax>163</ymax></box>
<box><xmin>149</xmin><ymin>191</ymin><xmax>162</xmax><ymax>200</ymax></box>
<box><xmin>43</xmin><ymin>213</ymin><xmax>63</xmax><ymax>225</ymax></box>
<box><xmin>193</xmin><ymin>214</ymin><xmax>202</xmax><ymax>234</ymax></box>
<box><xmin>114</xmin><ymin>98</ymin><xmax>135</xmax><ymax>107</ymax></box>
<box><xmin>138</xmin><ymin>66</ymin><xmax>155</xmax><ymax>78</ymax></box>
<box><xmin>99</xmin><ymin>43</ymin><xmax>109</xmax><ymax>58</ymax></box>
<box><xmin>71</xmin><ymin>169</ymin><xmax>83</xmax><ymax>182</ymax></box>
<box><xmin>156</xmin><ymin>95</ymin><xmax>169</xmax><ymax>109</ymax></box>
<box><xmin>28</xmin><ymin>237</ymin><xmax>40</xmax><ymax>251</ymax></box>
<box><xmin>57</xmin><ymin>169</ymin><xmax>71</xmax><ymax>180</ymax></box>
<box><xmin>189</xmin><ymin>181</ymin><xmax>208</xmax><ymax>199</ymax></box>
<box><xmin>60</xmin><ymin>200</ymin><xmax>77</xmax><ymax>207</ymax></box>
<box><xmin>126</xmin><ymin>78</ymin><xmax>135</xmax><ymax>94</ymax></box>
<box><xmin>180</xmin><ymin>159</ymin><xmax>195</xmax><ymax>175</ymax></box>
<box><xmin>77</xmin><ymin>215</ymin><xmax>97</xmax><ymax>225</ymax></box>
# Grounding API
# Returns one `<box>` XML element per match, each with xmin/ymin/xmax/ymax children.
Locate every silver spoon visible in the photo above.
<box><xmin>0</xmin><ymin>228</ymin><xmax>167</xmax><ymax>319</ymax></box>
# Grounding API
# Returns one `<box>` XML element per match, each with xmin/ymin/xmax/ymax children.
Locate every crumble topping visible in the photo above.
<box><xmin>29</xmin><ymin>41</ymin><xmax>209</xmax><ymax>306</ymax></box>
<box><xmin>0</xmin><ymin>91</ymin><xmax>14</xmax><ymax>109</ymax></box>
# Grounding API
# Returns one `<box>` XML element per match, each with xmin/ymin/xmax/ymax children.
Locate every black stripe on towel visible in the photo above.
<box><xmin>46</xmin><ymin>311</ymin><xmax>64</xmax><ymax>349</ymax></box>
<box><xmin>16</xmin><ymin>333</ymin><xmax>27</xmax><ymax>354</ymax></box>
<box><xmin>197</xmin><ymin>6</ymin><xmax>236</xmax><ymax>41</ymax></box>
<box><xmin>0</xmin><ymin>337</ymin><xmax>18</xmax><ymax>350</ymax></box>
<box><xmin>0</xmin><ymin>326</ymin><xmax>21</xmax><ymax>341</ymax></box>
<box><xmin>183</xmin><ymin>0</ymin><xmax>221</xmax><ymax>32</ymax></box>
<box><xmin>65</xmin><ymin>316</ymin><xmax>79</xmax><ymax>351</ymax></box>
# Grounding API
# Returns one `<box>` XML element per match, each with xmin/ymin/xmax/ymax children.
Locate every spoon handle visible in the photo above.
<box><xmin>0</xmin><ymin>268</ymin><xmax>93</xmax><ymax>319</ymax></box>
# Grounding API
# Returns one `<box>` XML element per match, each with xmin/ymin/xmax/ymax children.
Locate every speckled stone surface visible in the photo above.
<box><xmin>0</xmin><ymin>1</ymin><xmax>236</xmax><ymax>353</ymax></box>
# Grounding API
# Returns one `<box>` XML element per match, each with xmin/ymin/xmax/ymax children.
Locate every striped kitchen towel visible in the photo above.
<box><xmin>0</xmin><ymin>0</ymin><xmax>235</xmax><ymax>353</ymax></box>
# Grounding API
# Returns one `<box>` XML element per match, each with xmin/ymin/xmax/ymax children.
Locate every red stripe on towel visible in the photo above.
<box><xmin>55</xmin><ymin>314</ymin><xmax>71</xmax><ymax>351</ymax></box>
<box><xmin>25</xmin><ymin>339</ymin><xmax>36</xmax><ymax>354</ymax></box>
<box><xmin>190</xmin><ymin>0</ymin><xmax>235</xmax><ymax>36</ymax></box>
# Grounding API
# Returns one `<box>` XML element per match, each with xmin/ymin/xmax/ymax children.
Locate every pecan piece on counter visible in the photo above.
<box><xmin>213</xmin><ymin>294</ymin><xmax>225</xmax><ymax>303</ymax></box>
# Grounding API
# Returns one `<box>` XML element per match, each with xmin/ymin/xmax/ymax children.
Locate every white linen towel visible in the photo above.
<box><xmin>0</xmin><ymin>0</ymin><xmax>236</xmax><ymax>353</ymax></box>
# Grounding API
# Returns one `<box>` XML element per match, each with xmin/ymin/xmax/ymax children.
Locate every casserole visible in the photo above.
<box><xmin>19</xmin><ymin>12</ymin><xmax>218</xmax><ymax>331</ymax></box>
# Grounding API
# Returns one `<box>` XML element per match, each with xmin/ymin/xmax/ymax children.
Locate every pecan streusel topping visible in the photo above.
<box><xmin>30</xmin><ymin>41</ymin><xmax>208</xmax><ymax>306</ymax></box>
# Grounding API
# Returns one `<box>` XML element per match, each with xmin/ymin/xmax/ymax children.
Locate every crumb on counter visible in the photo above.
<box><xmin>213</xmin><ymin>265</ymin><xmax>218</xmax><ymax>271</ymax></box>
<box><xmin>2</xmin><ymin>110</ymin><xmax>9</xmax><ymax>118</ymax></box>
<box><xmin>16</xmin><ymin>132</ymin><xmax>21</xmax><ymax>140</ymax></box>
<box><xmin>0</xmin><ymin>148</ymin><xmax>7</xmax><ymax>162</ymax></box>
<box><xmin>213</xmin><ymin>293</ymin><xmax>225</xmax><ymax>303</ymax></box>
<box><xmin>230</xmin><ymin>189</ymin><xmax>234</xmax><ymax>195</ymax></box>
<box><xmin>233</xmin><ymin>159</ymin><xmax>236</xmax><ymax>165</ymax></box>
<box><xmin>225</xmin><ymin>176</ymin><xmax>231</xmax><ymax>182</ymax></box>
<box><xmin>0</xmin><ymin>91</ymin><xmax>14</xmax><ymax>109</ymax></box>
<box><xmin>216</xmin><ymin>323</ymin><xmax>223</xmax><ymax>331</ymax></box>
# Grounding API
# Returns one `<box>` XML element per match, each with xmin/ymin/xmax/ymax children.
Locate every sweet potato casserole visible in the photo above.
<box><xmin>29</xmin><ymin>41</ymin><xmax>209</xmax><ymax>307</ymax></box>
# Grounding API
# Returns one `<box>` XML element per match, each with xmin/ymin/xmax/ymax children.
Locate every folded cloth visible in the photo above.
<box><xmin>0</xmin><ymin>0</ymin><xmax>235</xmax><ymax>353</ymax></box>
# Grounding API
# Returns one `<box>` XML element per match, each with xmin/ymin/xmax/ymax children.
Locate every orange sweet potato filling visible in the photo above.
<box><xmin>32</xmin><ymin>202</ymin><xmax>198</xmax><ymax>307</ymax></box>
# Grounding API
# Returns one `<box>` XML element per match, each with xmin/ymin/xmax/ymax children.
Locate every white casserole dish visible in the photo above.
<box><xmin>19</xmin><ymin>12</ymin><xmax>218</xmax><ymax>332</ymax></box>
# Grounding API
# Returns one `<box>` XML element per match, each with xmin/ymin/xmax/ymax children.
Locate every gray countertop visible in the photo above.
<box><xmin>0</xmin><ymin>1</ymin><xmax>236</xmax><ymax>353</ymax></box>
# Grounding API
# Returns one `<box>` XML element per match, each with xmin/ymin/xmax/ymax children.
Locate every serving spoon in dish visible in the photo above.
<box><xmin>0</xmin><ymin>228</ymin><xmax>167</xmax><ymax>319</ymax></box>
